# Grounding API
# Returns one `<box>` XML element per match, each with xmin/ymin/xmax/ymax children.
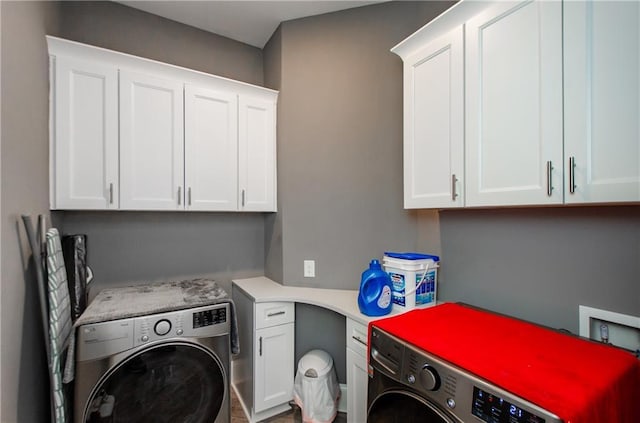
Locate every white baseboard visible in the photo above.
<box><xmin>338</xmin><ymin>383</ymin><xmax>348</xmax><ymax>413</ymax></box>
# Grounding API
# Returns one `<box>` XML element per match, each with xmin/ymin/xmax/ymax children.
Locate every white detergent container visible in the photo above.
<box><xmin>383</xmin><ymin>252</ymin><xmax>440</xmax><ymax>312</ymax></box>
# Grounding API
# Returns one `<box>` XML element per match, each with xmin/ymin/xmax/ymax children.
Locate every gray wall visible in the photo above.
<box><xmin>58</xmin><ymin>1</ymin><xmax>263</xmax><ymax>86</ymax></box>
<box><xmin>263</xmin><ymin>26</ymin><xmax>284</xmax><ymax>284</ymax></box>
<box><xmin>263</xmin><ymin>1</ymin><xmax>453</xmax><ymax>384</ymax></box>
<box><xmin>1</xmin><ymin>2</ymin><xmax>59</xmax><ymax>422</ymax></box>
<box><xmin>439</xmin><ymin>206</ymin><xmax>640</xmax><ymax>333</ymax></box>
<box><xmin>59</xmin><ymin>212</ymin><xmax>265</xmax><ymax>299</ymax></box>
<box><xmin>264</xmin><ymin>1</ymin><xmax>453</xmax><ymax>289</ymax></box>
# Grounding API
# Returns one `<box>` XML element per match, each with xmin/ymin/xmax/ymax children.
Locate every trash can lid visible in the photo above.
<box><xmin>298</xmin><ymin>349</ymin><xmax>333</xmax><ymax>378</ymax></box>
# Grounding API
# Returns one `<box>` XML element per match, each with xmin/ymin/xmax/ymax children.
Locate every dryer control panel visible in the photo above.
<box><xmin>77</xmin><ymin>303</ymin><xmax>230</xmax><ymax>361</ymax></box>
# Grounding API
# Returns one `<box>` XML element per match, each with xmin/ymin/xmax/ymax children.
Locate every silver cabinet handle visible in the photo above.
<box><xmin>546</xmin><ymin>161</ymin><xmax>553</xmax><ymax>197</ymax></box>
<box><xmin>259</xmin><ymin>336</ymin><xmax>263</xmax><ymax>356</ymax></box>
<box><xmin>267</xmin><ymin>311</ymin><xmax>286</xmax><ymax>317</ymax></box>
<box><xmin>569</xmin><ymin>156</ymin><xmax>576</xmax><ymax>194</ymax></box>
<box><xmin>241</xmin><ymin>189</ymin><xmax>246</xmax><ymax>207</ymax></box>
<box><xmin>178</xmin><ymin>186</ymin><xmax>182</xmax><ymax>205</ymax></box>
<box><xmin>109</xmin><ymin>183</ymin><xmax>114</xmax><ymax>204</ymax></box>
<box><xmin>351</xmin><ymin>335</ymin><xmax>367</xmax><ymax>346</ymax></box>
<box><xmin>188</xmin><ymin>187</ymin><xmax>192</xmax><ymax>206</ymax></box>
<box><xmin>451</xmin><ymin>174</ymin><xmax>458</xmax><ymax>201</ymax></box>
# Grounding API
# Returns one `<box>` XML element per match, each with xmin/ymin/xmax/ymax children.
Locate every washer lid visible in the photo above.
<box><xmin>298</xmin><ymin>349</ymin><xmax>333</xmax><ymax>377</ymax></box>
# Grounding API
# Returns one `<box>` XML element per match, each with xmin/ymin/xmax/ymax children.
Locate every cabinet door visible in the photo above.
<box><xmin>238</xmin><ymin>96</ymin><xmax>277</xmax><ymax>212</ymax></box>
<box><xmin>184</xmin><ymin>85</ymin><xmax>238</xmax><ymax>211</ymax></box>
<box><xmin>120</xmin><ymin>71</ymin><xmax>184</xmax><ymax>210</ymax></box>
<box><xmin>465</xmin><ymin>1</ymin><xmax>563</xmax><ymax>206</ymax></box>
<box><xmin>403</xmin><ymin>25</ymin><xmax>464</xmax><ymax>208</ymax></box>
<box><xmin>53</xmin><ymin>56</ymin><xmax>118</xmax><ymax>209</ymax></box>
<box><xmin>346</xmin><ymin>318</ymin><xmax>369</xmax><ymax>423</ymax></box>
<box><xmin>254</xmin><ymin>323</ymin><xmax>294</xmax><ymax>413</ymax></box>
<box><xmin>564</xmin><ymin>1</ymin><xmax>640</xmax><ymax>203</ymax></box>
<box><xmin>346</xmin><ymin>348</ymin><xmax>368</xmax><ymax>423</ymax></box>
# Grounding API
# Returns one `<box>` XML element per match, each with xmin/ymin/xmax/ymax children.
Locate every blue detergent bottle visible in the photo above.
<box><xmin>358</xmin><ymin>259</ymin><xmax>393</xmax><ymax>316</ymax></box>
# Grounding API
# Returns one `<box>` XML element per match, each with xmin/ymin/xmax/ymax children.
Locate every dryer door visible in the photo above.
<box><xmin>368</xmin><ymin>390</ymin><xmax>457</xmax><ymax>423</ymax></box>
<box><xmin>83</xmin><ymin>342</ymin><xmax>225</xmax><ymax>423</ymax></box>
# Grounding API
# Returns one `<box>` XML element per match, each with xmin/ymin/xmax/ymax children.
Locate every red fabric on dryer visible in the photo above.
<box><xmin>370</xmin><ymin>303</ymin><xmax>640</xmax><ymax>423</ymax></box>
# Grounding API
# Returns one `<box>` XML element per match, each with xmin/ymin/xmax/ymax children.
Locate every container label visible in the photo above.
<box><xmin>377</xmin><ymin>285</ymin><xmax>391</xmax><ymax>309</ymax></box>
<box><xmin>415</xmin><ymin>269</ymin><xmax>436</xmax><ymax>305</ymax></box>
<box><xmin>389</xmin><ymin>269</ymin><xmax>437</xmax><ymax>307</ymax></box>
<box><xmin>390</xmin><ymin>272</ymin><xmax>406</xmax><ymax>306</ymax></box>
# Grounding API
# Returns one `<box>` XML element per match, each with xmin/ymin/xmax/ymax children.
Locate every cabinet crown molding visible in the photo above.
<box><xmin>391</xmin><ymin>0</ymin><xmax>493</xmax><ymax>59</ymax></box>
<box><xmin>46</xmin><ymin>35</ymin><xmax>278</xmax><ymax>102</ymax></box>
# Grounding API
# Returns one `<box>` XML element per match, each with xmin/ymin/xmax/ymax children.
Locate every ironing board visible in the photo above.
<box><xmin>21</xmin><ymin>215</ymin><xmax>74</xmax><ymax>423</ymax></box>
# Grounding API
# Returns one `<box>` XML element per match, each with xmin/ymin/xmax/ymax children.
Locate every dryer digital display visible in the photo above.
<box><xmin>193</xmin><ymin>308</ymin><xmax>227</xmax><ymax>328</ymax></box>
<box><xmin>472</xmin><ymin>387</ymin><xmax>545</xmax><ymax>423</ymax></box>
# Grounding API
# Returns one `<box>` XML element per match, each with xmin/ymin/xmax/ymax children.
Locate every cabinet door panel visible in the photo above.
<box><xmin>185</xmin><ymin>86</ymin><xmax>238</xmax><ymax>211</ymax></box>
<box><xmin>564</xmin><ymin>1</ymin><xmax>640</xmax><ymax>203</ymax></box>
<box><xmin>239</xmin><ymin>97</ymin><xmax>276</xmax><ymax>212</ymax></box>
<box><xmin>404</xmin><ymin>25</ymin><xmax>464</xmax><ymax>208</ymax></box>
<box><xmin>466</xmin><ymin>0</ymin><xmax>563</xmax><ymax>206</ymax></box>
<box><xmin>254</xmin><ymin>323</ymin><xmax>294</xmax><ymax>413</ymax></box>
<box><xmin>346</xmin><ymin>348</ymin><xmax>368</xmax><ymax>423</ymax></box>
<box><xmin>54</xmin><ymin>56</ymin><xmax>118</xmax><ymax>209</ymax></box>
<box><xmin>120</xmin><ymin>71</ymin><xmax>184</xmax><ymax>210</ymax></box>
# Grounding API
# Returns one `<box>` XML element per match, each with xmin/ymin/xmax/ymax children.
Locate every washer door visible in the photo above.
<box><xmin>368</xmin><ymin>390</ymin><xmax>456</xmax><ymax>423</ymax></box>
<box><xmin>84</xmin><ymin>343</ymin><xmax>225</xmax><ymax>423</ymax></box>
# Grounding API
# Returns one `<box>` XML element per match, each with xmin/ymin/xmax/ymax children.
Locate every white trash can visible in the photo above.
<box><xmin>293</xmin><ymin>349</ymin><xmax>340</xmax><ymax>423</ymax></box>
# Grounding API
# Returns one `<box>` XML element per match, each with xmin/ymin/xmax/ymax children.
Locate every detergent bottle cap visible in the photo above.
<box><xmin>369</xmin><ymin>259</ymin><xmax>382</xmax><ymax>270</ymax></box>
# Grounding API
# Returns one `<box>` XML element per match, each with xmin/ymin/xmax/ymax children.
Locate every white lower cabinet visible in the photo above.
<box><xmin>232</xmin><ymin>288</ymin><xmax>295</xmax><ymax>423</ymax></box>
<box><xmin>346</xmin><ymin>318</ymin><xmax>369</xmax><ymax>423</ymax></box>
<box><xmin>253</xmin><ymin>302</ymin><xmax>295</xmax><ymax>414</ymax></box>
<box><xmin>254</xmin><ymin>322</ymin><xmax>295</xmax><ymax>413</ymax></box>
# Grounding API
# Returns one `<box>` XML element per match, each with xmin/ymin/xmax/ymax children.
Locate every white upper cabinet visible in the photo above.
<box><xmin>185</xmin><ymin>85</ymin><xmax>238</xmax><ymax>211</ymax></box>
<box><xmin>239</xmin><ymin>96</ymin><xmax>277</xmax><ymax>212</ymax></box>
<box><xmin>398</xmin><ymin>25</ymin><xmax>464</xmax><ymax>209</ymax></box>
<box><xmin>395</xmin><ymin>0</ymin><xmax>638</xmax><ymax>208</ymax></box>
<box><xmin>48</xmin><ymin>36</ymin><xmax>278</xmax><ymax>212</ymax></box>
<box><xmin>564</xmin><ymin>1</ymin><xmax>640</xmax><ymax>203</ymax></box>
<box><xmin>120</xmin><ymin>71</ymin><xmax>184</xmax><ymax>210</ymax></box>
<box><xmin>465</xmin><ymin>0</ymin><xmax>564</xmax><ymax>207</ymax></box>
<box><xmin>51</xmin><ymin>56</ymin><xmax>119</xmax><ymax>209</ymax></box>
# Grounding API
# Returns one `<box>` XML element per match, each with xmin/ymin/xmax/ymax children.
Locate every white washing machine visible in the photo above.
<box><xmin>74</xmin><ymin>302</ymin><xmax>230</xmax><ymax>423</ymax></box>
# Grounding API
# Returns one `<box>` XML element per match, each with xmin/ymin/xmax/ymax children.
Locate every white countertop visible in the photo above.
<box><xmin>232</xmin><ymin>276</ymin><xmax>409</xmax><ymax>326</ymax></box>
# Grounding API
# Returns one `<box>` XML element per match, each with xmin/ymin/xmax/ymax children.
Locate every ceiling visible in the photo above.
<box><xmin>116</xmin><ymin>1</ymin><xmax>386</xmax><ymax>48</ymax></box>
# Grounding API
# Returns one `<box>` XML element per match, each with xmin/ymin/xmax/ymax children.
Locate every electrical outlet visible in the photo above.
<box><xmin>304</xmin><ymin>260</ymin><xmax>315</xmax><ymax>278</ymax></box>
<box><xmin>579</xmin><ymin>305</ymin><xmax>640</xmax><ymax>353</ymax></box>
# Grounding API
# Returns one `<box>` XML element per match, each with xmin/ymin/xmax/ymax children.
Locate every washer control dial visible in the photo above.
<box><xmin>154</xmin><ymin>319</ymin><xmax>172</xmax><ymax>336</ymax></box>
<box><xmin>419</xmin><ymin>364</ymin><xmax>441</xmax><ymax>391</ymax></box>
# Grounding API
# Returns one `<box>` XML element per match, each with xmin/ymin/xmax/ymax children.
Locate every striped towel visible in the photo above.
<box><xmin>46</xmin><ymin>228</ymin><xmax>75</xmax><ymax>423</ymax></box>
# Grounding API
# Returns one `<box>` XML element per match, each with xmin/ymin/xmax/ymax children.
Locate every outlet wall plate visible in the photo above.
<box><xmin>579</xmin><ymin>305</ymin><xmax>640</xmax><ymax>353</ymax></box>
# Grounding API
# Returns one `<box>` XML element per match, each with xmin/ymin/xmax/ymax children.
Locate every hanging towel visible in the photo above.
<box><xmin>45</xmin><ymin>228</ymin><xmax>75</xmax><ymax>423</ymax></box>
